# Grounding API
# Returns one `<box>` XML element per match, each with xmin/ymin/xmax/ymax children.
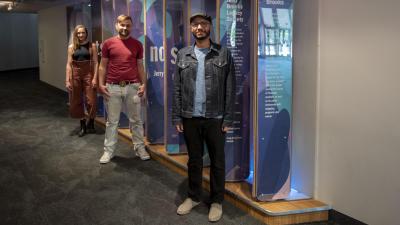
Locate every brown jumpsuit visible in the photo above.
<box><xmin>69</xmin><ymin>44</ymin><xmax>97</xmax><ymax>119</ymax></box>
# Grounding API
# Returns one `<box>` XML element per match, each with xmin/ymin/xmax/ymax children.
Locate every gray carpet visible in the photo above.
<box><xmin>0</xmin><ymin>69</ymin><xmax>363</xmax><ymax>225</ymax></box>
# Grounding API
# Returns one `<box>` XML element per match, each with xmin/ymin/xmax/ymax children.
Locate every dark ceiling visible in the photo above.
<box><xmin>0</xmin><ymin>0</ymin><xmax>88</xmax><ymax>13</ymax></box>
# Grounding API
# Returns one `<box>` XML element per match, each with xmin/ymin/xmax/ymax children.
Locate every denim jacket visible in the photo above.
<box><xmin>172</xmin><ymin>41</ymin><xmax>236</xmax><ymax>127</ymax></box>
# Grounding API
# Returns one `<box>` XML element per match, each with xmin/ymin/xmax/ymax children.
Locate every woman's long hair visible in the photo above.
<box><xmin>72</xmin><ymin>25</ymin><xmax>88</xmax><ymax>51</ymax></box>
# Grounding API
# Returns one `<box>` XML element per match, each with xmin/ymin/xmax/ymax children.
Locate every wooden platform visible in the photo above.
<box><xmin>95</xmin><ymin>118</ymin><xmax>330</xmax><ymax>225</ymax></box>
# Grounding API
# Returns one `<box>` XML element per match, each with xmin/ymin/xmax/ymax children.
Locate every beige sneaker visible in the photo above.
<box><xmin>99</xmin><ymin>151</ymin><xmax>114</xmax><ymax>164</ymax></box>
<box><xmin>135</xmin><ymin>146</ymin><xmax>150</xmax><ymax>161</ymax></box>
<box><xmin>208</xmin><ymin>203</ymin><xmax>223</xmax><ymax>222</ymax></box>
<box><xmin>176</xmin><ymin>198</ymin><xmax>200</xmax><ymax>215</ymax></box>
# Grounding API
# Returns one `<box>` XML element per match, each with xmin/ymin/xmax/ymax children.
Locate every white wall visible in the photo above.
<box><xmin>38</xmin><ymin>5</ymin><xmax>68</xmax><ymax>90</ymax></box>
<box><xmin>0</xmin><ymin>13</ymin><xmax>38</xmax><ymax>71</ymax></box>
<box><xmin>314</xmin><ymin>1</ymin><xmax>400</xmax><ymax>224</ymax></box>
<box><xmin>292</xmin><ymin>0</ymin><xmax>319</xmax><ymax>198</ymax></box>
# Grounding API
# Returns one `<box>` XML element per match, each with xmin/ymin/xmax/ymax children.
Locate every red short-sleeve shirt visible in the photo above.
<box><xmin>101</xmin><ymin>36</ymin><xmax>143</xmax><ymax>83</ymax></box>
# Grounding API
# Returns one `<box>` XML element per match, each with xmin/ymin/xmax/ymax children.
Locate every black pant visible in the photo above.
<box><xmin>182</xmin><ymin>117</ymin><xmax>226</xmax><ymax>203</ymax></box>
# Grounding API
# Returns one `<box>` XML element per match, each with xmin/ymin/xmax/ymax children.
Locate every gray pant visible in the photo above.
<box><xmin>104</xmin><ymin>83</ymin><xmax>144</xmax><ymax>154</ymax></box>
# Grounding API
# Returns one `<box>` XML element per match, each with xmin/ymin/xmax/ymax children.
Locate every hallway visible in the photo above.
<box><xmin>0</xmin><ymin>69</ymin><xmax>359</xmax><ymax>225</ymax></box>
<box><xmin>0</xmin><ymin>69</ymin><xmax>265</xmax><ymax>225</ymax></box>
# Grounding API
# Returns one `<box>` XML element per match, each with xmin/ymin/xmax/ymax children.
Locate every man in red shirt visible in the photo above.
<box><xmin>98</xmin><ymin>14</ymin><xmax>150</xmax><ymax>163</ymax></box>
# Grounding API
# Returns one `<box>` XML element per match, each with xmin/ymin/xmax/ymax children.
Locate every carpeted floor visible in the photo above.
<box><xmin>0</xmin><ymin>69</ymin><xmax>363</xmax><ymax>225</ymax></box>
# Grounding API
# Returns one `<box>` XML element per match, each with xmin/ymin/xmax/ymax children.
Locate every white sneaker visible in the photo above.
<box><xmin>99</xmin><ymin>151</ymin><xmax>114</xmax><ymax>164</ymax></box>
<box><xmin>135</xmin><ymin>146</ymin><xmax>150</xmax><ymax>161</ymax></box>
<box><xmin>177</xmin><ymin>198</ymin><xmax>200</xmax><ymax>215</ymax></box>
<box><xmin>208</xmin><ymin>203</ymin><xmax>223</xmax><ymax>222</ymax></box>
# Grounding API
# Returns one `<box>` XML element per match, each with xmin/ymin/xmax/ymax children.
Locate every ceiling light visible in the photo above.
<box><xmin>0</xmin><ymin>1</ymin><xmax>13</xmax><ymax>10</ymax></box>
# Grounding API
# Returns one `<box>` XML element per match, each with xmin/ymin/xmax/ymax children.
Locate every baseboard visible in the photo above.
<box><xmin>328</xmin><ymin>210</ymin><xmax>367</xmax><ymax>225</ymax></box>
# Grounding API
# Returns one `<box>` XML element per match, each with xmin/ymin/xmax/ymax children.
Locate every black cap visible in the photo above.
<box><xmin>190</xmin><ymin>13</ymin><xmax>212</xmax><ymax>24</ymax></box>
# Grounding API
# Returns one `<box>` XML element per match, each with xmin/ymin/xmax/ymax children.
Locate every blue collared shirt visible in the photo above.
<box><xmin>193</xmin><ymin>46</ymin><xmax>210</xmax><ymax>117</ymax></box>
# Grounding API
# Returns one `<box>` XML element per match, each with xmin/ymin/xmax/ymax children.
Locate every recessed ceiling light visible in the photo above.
<box><xmin>0</xmin><ymin>1</ymin><xmax>12</xmax><ymax>5</ymax></box>
<box><xmin>0</xmin><ymin>1</ymin><xmax>13</xmax><ymax>9</ymax></box>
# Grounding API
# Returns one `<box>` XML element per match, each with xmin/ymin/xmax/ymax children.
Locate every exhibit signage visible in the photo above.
<box><xmin>219</xmin><ymin>0</ymin><xmax>251</xmax><ymax>181</ymax></box>
<box><xmin>253</xmin><ymin>0</ymin><xmax>293</xmax><ymax>201</ymax></box>
<box><xmin>145</xmin><ymin>0</ymin><xmax>165</xmax><ymax>143</ymax></box>
<box><xmin>129</xmin><ymin>0</ymin><xmax>145</xmax><ymax>42</ymax></box>
<box><xmin>101</xmin><ymin>0</ymin><xmax>115</xmax><ymax>39</ymax></box>
<box><xmin>165</xmin><ymin>0</ymin><xmax>188</xmax><ymax>154</ymax></box>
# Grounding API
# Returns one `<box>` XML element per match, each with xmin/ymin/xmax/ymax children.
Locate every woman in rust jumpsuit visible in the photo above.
<box><xmin>66</xmin><ymin>25</ymin><xmax>98</xmax><ymax>137</ymax></box>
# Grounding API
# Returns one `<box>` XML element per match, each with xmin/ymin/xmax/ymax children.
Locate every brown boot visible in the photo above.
<box><xmin>86</xmin><ymin>119</ymin><xmax>96</xmax><ymax>134</ymax></box>
<box><xmin>78</xmin><ymin>119</ymin><xmax>86</xmax><ymax>137</ymax></box>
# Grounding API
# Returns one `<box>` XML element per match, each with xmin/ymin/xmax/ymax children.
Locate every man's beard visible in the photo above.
<box><xmin>193</xmin><ymin>31</ymin><xmax>210</xmax><ymax>41</ymax></box>
<box><xmin>119</xmin><ymin>29</ymin><xmax>130</xmax><ymax>37</ymax></box>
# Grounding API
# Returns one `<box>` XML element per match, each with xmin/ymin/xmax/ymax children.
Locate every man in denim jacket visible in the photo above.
<box><xmin>172</xmin><ymin>13</ymin><xmax>236</xmax><ymax>222</ymax></box>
